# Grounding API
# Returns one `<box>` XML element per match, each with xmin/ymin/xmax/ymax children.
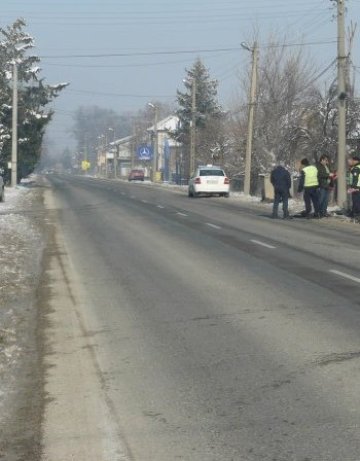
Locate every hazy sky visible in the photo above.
<box><xmin>2</xmin><ymin>0</ymin><xmax>360</xmax><ymax>151</ymax></box>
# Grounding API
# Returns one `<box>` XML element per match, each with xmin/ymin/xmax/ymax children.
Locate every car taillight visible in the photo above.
<box><xmin>224</xmin><ymin>177</ymin><xmax>230</xmax><ymax>184</ymax></box>
<box><xmin>194</xmin><ymin>177</ymin><xmax>201</xmax><ymax>184</ymax></box>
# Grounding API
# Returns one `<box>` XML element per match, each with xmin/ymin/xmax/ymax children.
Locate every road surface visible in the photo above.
<box><xmin>41</xmin><ymin>175</ymin><xmax>360</xmax><ymax>461</ymax></box>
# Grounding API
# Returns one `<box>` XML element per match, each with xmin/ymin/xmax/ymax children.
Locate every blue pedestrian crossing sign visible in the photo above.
<box><xmin>137</xmin><ymin>144</ymin><xmax>153</xmax><ymax>161</ymax></box>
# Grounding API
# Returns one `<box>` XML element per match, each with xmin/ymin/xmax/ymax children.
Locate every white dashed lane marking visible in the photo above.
<box><xmin>157</xmin><ymin>205</ymin><xmax>165</xmax><ymax>209</ymax></box>
<box><xmin>251</xmin><ymin>239</ymin><xmax>276</xmax><ymax>249</ymax></box>
<box><xmin>206</xmin><ymin>223</ymin><xmax>222</xmax><ymax>230</ymax></box>
<box><xmin>176</xmin><ymin>212</ymin><xmax>188</xmax><ymax>217</ymax></box>
<box><xmin>329</xmin><ymin>270</ymin><xmax>360</xmax><ymax>284</ymax></box>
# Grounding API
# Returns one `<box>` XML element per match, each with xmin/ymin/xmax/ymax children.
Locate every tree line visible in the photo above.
<box><xmin>1</xmin><ymin>18</ymin><xmax>359</xmax><ymax>186</ymax></box>
<box><xmin>68</xmin><ymin>40</ymin><xmax>359</xmax><ymax>187</ymax></box>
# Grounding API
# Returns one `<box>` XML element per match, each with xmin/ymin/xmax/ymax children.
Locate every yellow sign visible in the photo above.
<box><xmin>81</xmin><ymin>160</ymin><xmax>91</xmax><ymax>171</ymax></box>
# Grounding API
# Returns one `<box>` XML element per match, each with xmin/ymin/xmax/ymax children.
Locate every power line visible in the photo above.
<box><xmin>41</xmin><ymin>40</ymin><xmax>337</xmax><ymax>60</ymax></box>
<box><xmin>40</xmin><ymin>47</ymin><xmax>248</xmax><ymax>59</ymax></box>
<box><xmin>302</xmin><ymin>58</ymin><xmax>337</xmax><ymax>89</ymax></box>
<box><xmin>42</xmin><ymin>54</ymin><xmax>231</xmax><ymax>69</ymax></box>
<box><xmin>66</xmin><ymin>89</ymin><xmax>175</xmax><ymax>99</ymax></box>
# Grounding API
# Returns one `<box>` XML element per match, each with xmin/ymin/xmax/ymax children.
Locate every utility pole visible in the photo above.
<box><xmin>11</xmin><ymin>62</ymin><xmax>18</xmax><ymax>187</ymax></box>
<box><xmin>109</xmin><ymin>128</ymin><xmax>115</xmax><ymax>178</ymax></box>
<box><xmin>154</xmin><ymin>106</ymin><xmax>158</xmax><ymax>181</ymax></box>
<box><xmin>148</xmin><ymin>103</ymin><xmax>158</xmax><ymax>181</ymax></box>
<box><xmin>336</xmin><ymin>0</ymin><xmax>347</xmax><ymax>210</ymax></box>
<box><xmin>243</xmin><ymin>42</ymin><xmax>258</xmax><ymax>196</ymax></box>
<box><xmin>346</xmin><ymin>21</ymin><xmax>357</xmax><ymax>98</ymax></box>
<box><xmin>131</xmin><ymin>124</ymin><xmax>137</xmax><ymax>169</ymax></box>
<box><xmin>114</xmin><ymin>145</ymin><xmax>118</xmax><ymax>178</ymax></box>
<box><xmin>189</xmin><ymin>78</ymin><xmax>196</xmax><ymax>177</ymax></box>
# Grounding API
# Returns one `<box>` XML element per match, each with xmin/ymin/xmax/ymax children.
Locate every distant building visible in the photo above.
<box><xmin>146</xmin><ymin>115</ymin><xmax>180</xmax><ymax>179</ymax></box>
<box><xmin>111</xmin><ymin>114</ymin><xmax>181</xmax><ymax>181</ymax></box>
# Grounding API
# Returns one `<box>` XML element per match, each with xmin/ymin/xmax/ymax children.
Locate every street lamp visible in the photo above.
<box><xmin>148</xmin><ymin>103</ymin><xmax>158</xmax><ymax>182</ymax></box>
<box><xmin>241</xmin><ymin>41</ymin><xmax>258</xmax><ymax>196</ymax></box>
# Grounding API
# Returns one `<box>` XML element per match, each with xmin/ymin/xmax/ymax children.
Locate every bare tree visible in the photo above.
<box><xmin>228</xmin><ymin>36</ymin><xmax>318</xmax><ymax>180</ymax></box>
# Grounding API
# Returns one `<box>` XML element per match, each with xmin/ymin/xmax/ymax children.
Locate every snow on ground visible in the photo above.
<box><xmin>0</xmin><ymin>178</ymin><xmax>44</xmax><ymax>382</ymax></box>
<box><xmin>0</xmin><ymin>175</ymin><xmax>46</xmax><ymax>460</ymax></box>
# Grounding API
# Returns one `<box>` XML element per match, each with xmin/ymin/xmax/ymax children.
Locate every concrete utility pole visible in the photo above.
<box><xmin>131</xmin><ymin>124</ymin><xmax>137</xmax><ymax>169</ymax></box>
<box><xmin>11</xmin><ymin>62</ymin><xmax>18</xmax><ymax>187</ymax></box>
<box><xmin>148</xmin><ymin>103</ymin><xmax>158</xmax><ymax>181</ymax></box>
<box><xmin>243</xmin><ymin>42</ymin><xmax>258</xmax><ymax>196</ymax></box>
<box><xmin>189</xmin><ymin>78</ymin><xmax>197</xmax><ymax>177</ymax></box>
<box><xmin>346</xmin><ymin>21</ymin><xmax>357</xmax><ymax>98</ymax></box>
<box><xmin>154</xmin><ymin>107</ymin><xmax>158</xmax><ymax>181</ymax></box>
<box><xmin>336</xmin><ymin>0</ymin><xmax>347</xmax><ymax>210</ymax></box>
<box><xmin>108</xmin><ymin>128</ymin><xmax>115</xmax><ymax>177</ymax></box>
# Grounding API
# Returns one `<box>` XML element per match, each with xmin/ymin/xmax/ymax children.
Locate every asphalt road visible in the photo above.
<box><xmin>41</xmin><ymin>175</ymin><xmax>360</xmax><ymax>461</ymax></box>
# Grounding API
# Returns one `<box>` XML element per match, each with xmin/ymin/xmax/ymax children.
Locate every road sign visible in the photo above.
<box><xmin>81</xmin><ymin>160</ymin><xmax>91</xmax><ymax>171</ymax></box>
<box><xmin>137</xmin><ymin>144</ymin><xmax>153</xmax><ymax>161</ymax></box>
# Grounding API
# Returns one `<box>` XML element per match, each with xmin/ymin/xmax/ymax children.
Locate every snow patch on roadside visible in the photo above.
<box><xmin>0</xmin><ymin>177</ymin><xmax>44</xmax><ymax>390</ymax></box>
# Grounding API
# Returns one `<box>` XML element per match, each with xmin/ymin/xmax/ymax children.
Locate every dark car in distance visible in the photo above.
<box><xmin>128</xmin><ymin>169</ymin><xmax>145</xmax><ymax>181</ymax></box>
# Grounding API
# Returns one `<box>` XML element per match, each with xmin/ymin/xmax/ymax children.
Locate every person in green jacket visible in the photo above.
<box><xmin>298</xmin><ymin>158</ymin><xmax>320</xmax><ymax>218</ymax></box>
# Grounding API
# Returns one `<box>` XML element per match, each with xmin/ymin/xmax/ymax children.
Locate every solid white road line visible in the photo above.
<box><xmin>329</xmin><ymin>269</ymin><xmax>360</xmax><ymax>284</ymax></box>
<box><xmin>206</xmin><ymin>222</ymin><xmax>222</xmax><ymax>230</ymax></box>
<box><xmin>251</xmin><ymin>239</ymin><xmax>276</xmax><ymax>249</ymax></box>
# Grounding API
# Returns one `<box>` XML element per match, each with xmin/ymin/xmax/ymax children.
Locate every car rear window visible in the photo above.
<box><xmin>199</xmin><ymin>169</ymin><xmax>224</xmax><ymax>176</ymax></box>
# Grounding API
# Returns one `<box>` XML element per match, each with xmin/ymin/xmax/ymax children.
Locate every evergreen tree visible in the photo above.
<box><xmin>174</xmin><ymin>58</ymin><xmax>225</xmax><ymax>175</ymax></box>
<box><xmin>0</xmin><ymin>19</ymin><xmax>68</xmax><ymax>181</ymax></box>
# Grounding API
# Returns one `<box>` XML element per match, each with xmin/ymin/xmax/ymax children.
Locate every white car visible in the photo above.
<box><xmin>188</xmin><ymin>165</ymin><xmax>230</xmax><ymax>198</ymax></box>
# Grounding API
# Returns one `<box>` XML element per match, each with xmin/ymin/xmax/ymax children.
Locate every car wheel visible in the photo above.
<box><xmin>224</xmin><ymin>193</ymin><xmax>230</xmax><ymax>198</ymax></box>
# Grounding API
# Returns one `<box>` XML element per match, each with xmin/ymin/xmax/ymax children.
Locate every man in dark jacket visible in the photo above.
<box><xmin>317</xmin><ymin>154</ymin><xmax>332</xmax><ymax>217</ymax></box>
<box><xmin>348</xmin><ymin>156</ymin><xmax>360</xmax><ymax>222</ymax></box>
<box><xmin>270</xmin><ymin>163</ymin><xmax>292</xmax><ymax>219</ymax></box>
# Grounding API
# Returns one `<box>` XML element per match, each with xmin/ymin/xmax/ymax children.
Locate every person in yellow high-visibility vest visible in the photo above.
<box><xmin>298</xmin><ymin>158</ymin><xmax>320</xmax><ymax>218</ymax></box>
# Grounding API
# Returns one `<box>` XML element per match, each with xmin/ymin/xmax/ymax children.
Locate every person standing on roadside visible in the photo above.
<box><xmin>270</xmin><ymin>162</ymin><xmax>292</xmax><ymax>219</ymax></box>
<box><xmin>348</xmin><ymin>155</ymin><xmax>360</xmax><ymax>222</ymax></box>
<box><xmin>317</xmin><ymin>154</ymin><xmax>332</xmax><ymax>217</ymax></box>
<box><xmin>298</xmin><ymin>158</ymin><xmax>320</xmax><ymax>218</ymax></box>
